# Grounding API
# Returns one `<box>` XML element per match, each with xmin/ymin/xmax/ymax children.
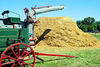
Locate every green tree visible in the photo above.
<box><xmin>82</xmin><ymin>25</ymin><xmax>88</xmax><ymax>32</ymax></box>
<box><xmin>76</xmin><ymin>20</ymin><xmax>82</xmax><ymax>25</ymax></box>
<box><xmin>95</xmin><ymin>21</ymin><xmax>100</xmax><ymax>32</ymax></box>
<box><xmin>83</xmin><ymin>17</ymin><xmax>95</xmax><ymax>25</ymax></box>
<box><xmin>88</xmin><ymin>23</ymin><xmax>97</xmax><ymax>32</ymax></box>
<box><xmin>77</xmin><ymin>22</ymin><xmax>88</xmax><ymax>32</ymax></box>
<box><xmin>76</xmin><ymin>17</ymin><xmax>97</xmax><ymax>32</ymax></box>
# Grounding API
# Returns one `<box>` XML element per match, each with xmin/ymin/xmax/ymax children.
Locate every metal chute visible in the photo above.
<box><xmin>28</xmin><ymin>5</ymin><xmax>64</xmax><ymax>18</ymax></box>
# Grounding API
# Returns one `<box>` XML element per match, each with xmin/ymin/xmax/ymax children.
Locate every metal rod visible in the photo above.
<box><xmin>36</xmin><ymin>56</ymin><xmax>44</xmax><ymax>62</ymax></box>
<box><xmin>10</xmin><ymin>11</ymin><xmax>20</xmax><ymax>18</ymax></box>
<box><xmin>35</xmin><ymin>52</ymin><xmax>78</xmax><ymax>58</ymax></box>
<box><xmin>13</xmin><ymin>24</ymin><xmax>15</xmax><ymax>29</ymax></box>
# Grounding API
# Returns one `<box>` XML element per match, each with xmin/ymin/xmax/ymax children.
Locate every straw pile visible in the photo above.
<box><xmin>34</xmin><ymin>16</ymin><xmax>100</xmax><ymax>48</ymax></box>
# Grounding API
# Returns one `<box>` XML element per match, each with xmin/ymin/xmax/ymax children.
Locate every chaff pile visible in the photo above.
<box><xmin>34</xmin><ymin>16</ymin><xmax>100</xmax><ymax>49</ymax></box>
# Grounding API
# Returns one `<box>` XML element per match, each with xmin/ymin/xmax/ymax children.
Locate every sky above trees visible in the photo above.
<box><xmin>0</xmin><ymin>0</ymin><xmax>100</xmax><ymax>21</ymax></box>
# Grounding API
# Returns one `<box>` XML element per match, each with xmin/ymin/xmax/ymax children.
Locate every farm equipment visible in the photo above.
<box><xmin>0</xmin><ymin>5</ymin><xmax>77</xmax><ymax>67</ymax></box>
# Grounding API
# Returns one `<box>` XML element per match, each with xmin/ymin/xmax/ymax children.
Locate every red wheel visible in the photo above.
<box><xmin>0</xmin><ymin>43</ymin><xmax>36</xmax><ymax>67</ymax></box>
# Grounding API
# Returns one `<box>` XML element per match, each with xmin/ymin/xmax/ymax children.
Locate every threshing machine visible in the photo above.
<box><xmin>0</xmin><ymin>5</ymin><xmax>77</xmax><ymax>67</ymax></box>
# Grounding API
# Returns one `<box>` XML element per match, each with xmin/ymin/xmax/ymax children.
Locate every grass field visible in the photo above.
<box><xmin>34</xmin><ymin>33</ymin><xmax>100</xmax><ymax>67</ymax></box>
<box><xmin>34</xmin><ymin>49</ymin><xmax>100</xmax><ymax>67</ymax></box>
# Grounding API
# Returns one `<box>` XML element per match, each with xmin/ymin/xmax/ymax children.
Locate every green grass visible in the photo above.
<box><xmin>34</xmin><ymin>48</ymin><xmax>100</xmax><ymax>67</ymax></box>
<box><xmin>32</xmin><ymin>33</ymin><xmax>100</xmax><ymax>67</ymax></box>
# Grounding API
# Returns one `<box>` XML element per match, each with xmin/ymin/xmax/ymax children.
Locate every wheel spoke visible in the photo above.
<box><xmin>16</xmin><ymin>64</ymin><xmax>19</xmax><ymax>67</ymax></box>
<box><xmin>15</xmin><ymin>45</ymin><xmax>18</xmax><ymax>51</ymax></box>
<box><xmin>2</xmin><ymin>56</ymin><xmax>7</xmax><ymax>59</ymax></box>
<box><xmin>24</xmin><ymin>62</ymin><xmax>33</xmax><ymax>67</ymax></box>
<box><xmin>3</xmin><ymin>55</ymin><xmax>17</xmax><ymax>61</ymax></box>
<box><xmin>2</xmin><ymin>61</ymin><xmax>15</xmax><ymax>66</ymax></box>
<box><xmin>23</xmin><ymin>51</ymin><xmax>32</xmax><ymax>59</ymax></box>
<box><xmin>11</xmin><ymin>48</ymin><xmax>18</xmax><ymax>58</ymax></box>
<box><xmin>21</xmin><ymin>65</ymin><xmax>25</xmax><ymax>67</ymax></box>
<box><xmin>23</xmin><ymin>58</ymin><xmax>33</xmax><ymax>61</ymax></box>
<box><xmin>18</xmin><ymin>45</ymin><xmax>20</xmax><ymax>57</ymax></box>
<box><xmin>21</xmin><ymin>46</ymin><xmax>27</xmax><ymax>57</ymax></box>
<box><xmin>11</xmin><ymin>64</ymin><xmax>15</xmax><ymax>67</ymax></box>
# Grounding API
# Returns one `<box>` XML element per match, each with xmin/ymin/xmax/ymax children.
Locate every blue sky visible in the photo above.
<box><xmin>0</xmin><ymin>0</ymin><xmax>100</xmax><ymax>21</ymax></box>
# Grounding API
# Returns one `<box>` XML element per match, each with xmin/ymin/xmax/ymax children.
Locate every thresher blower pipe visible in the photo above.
<box><xmin>27</xmin><ymin>5</ymin><xmax>64</xmax><ymax>46</ymax></box>
<box><xmin>28</xmin><ymin>5</ymin><xmax>64</xmax><ymax>18</ymax></box>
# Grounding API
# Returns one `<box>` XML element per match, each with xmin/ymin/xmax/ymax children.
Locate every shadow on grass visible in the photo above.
<box><xmin>35</xmin><ymin>57</ymin><xmax>76</xmax><ymax>64</ymax></box>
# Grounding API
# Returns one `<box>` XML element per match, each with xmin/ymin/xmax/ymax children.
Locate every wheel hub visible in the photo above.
<box><xmin>17</xmin><ymin>57</ymin><xmax>24</xmax><ymax>65</ymax></box>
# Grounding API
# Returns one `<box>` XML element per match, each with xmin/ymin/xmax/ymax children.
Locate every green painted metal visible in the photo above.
<box><xmin>20</xmin><ymin>28</ymin><xmax>29</xmax><ymax>45</ymax></box>
<box><xmin>3</xmin><ymin>17</ymin><xmax>20</xmax><ymax>25</ymax></box>
<box><xmin>0</xmin><ymin>28</ymin><xmax>29</xmax><ymax>51</ymax></box>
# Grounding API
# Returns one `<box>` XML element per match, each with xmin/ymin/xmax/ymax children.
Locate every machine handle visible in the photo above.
<box><xmin>2</xmin><ymin>10</ymin><xmax>9</xmax><ymax>16</ymax></box>
<box><xmin>0</xmin><ymin>19</ymin><xmax>4</xmax><ymax>20</ymax></box>
<box><xmin>1</xmin><ymin>10</ymin><xmax>20</xmax><ymax>18</ymax></box>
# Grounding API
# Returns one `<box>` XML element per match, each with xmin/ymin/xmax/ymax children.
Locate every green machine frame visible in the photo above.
<box><xmin>0</xmin><ymin>11</ymin><xmax>29</xmax><ymax>51</ymax></box>
<box><xmin>0</xmin><ymin>27</ymin><xmax>29</xmax><ymax>51</ymax></box>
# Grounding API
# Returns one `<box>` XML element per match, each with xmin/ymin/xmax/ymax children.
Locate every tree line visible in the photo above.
<box><xmin>76</xmin><ymin>17</ymin><xmax>100</xmax><ymax>32</ymax></box>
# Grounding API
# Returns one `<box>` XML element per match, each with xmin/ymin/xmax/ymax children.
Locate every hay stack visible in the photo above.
<box><xmin>34</xmin><ymin>16</ymin><xmax>100</xmax><ymax>48</ymax></box>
